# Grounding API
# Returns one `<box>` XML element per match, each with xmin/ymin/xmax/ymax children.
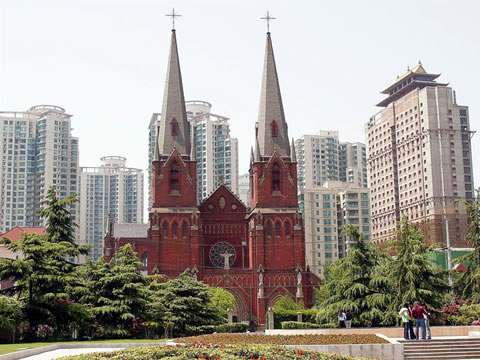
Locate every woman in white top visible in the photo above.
<box><xmin>338</xmin><ymin>310</ymin><xmax>346</xmax><ymax>328</ymax></box>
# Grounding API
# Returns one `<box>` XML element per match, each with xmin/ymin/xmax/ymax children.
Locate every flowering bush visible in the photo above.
<box><xmin>176</xmin><ymin>333</ymin><xmax>388</xmax><ymax>345</ymax></box>
<box><xmin>58</xmin><ymin>343</ymin><xmax>374</xmax><ymax>360</ymax></box>
<box><xmin>36</xmin><ymin>324</ymin><xmax>54</xmax><ymax>340</ymax></box>
<box><xmin>472</xmin><ymin>320</ymin><xmax>480</xmax><ymax>326</ymax></box>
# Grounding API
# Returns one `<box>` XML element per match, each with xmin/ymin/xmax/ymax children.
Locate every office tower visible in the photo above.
<box><xmin>299</xmin><ymin>181</ymin><xmax>371</xmax><ymax>278</ymax></box>
<box><xmin>295</xmin><ymin>131</ymin><xmax>340</xmax><ymax>189</ymax></box>
<box><xmin>339</xmin><ymin>142</ymin><xmax>368</xmax><ymax>188</ymax></box>
<box><xmin>79</xmin><ymin>156</ymin><xmax>143</xmax><ymax>260</ymax></box>
<box><xmin>0</xmin><ymin>105</ymin><xmax>79</xmax><ymax>233</ymax></box>
<box><xmin>188</xmin><ymin>101</ymin><xmax>238</xmax><ymax>204</ymax></box>
<box><xmin>367</xmin><ymin>63</ymin><xmax>473</xmax><ymax>247</ymax></box>
<box><xmin>148</xmin><ymin>101</ymin><xmax>239</xmax><ymax>207</ymax></box>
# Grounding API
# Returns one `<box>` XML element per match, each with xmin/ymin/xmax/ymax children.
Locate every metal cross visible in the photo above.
<box><xmin>166</xmin><ymin>8</ymin><xmax>181</xmax><ymax>30</ymax></box>
<box><xmin>261</xmin><ymin>11</ymin><xmax>276</xmax><ymax>33</ymax></box>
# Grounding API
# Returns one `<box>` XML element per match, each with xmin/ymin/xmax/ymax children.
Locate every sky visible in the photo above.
<box><xmin>1</xmin><ymin>0</ymin><xmax>480</xmax><ymax>199</ymax></box>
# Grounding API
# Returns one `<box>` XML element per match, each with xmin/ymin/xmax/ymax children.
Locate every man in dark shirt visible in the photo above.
<box><xmin>411</xmin><ymin>301</ymin><xmax>428</xmax><ymax>340</ymax></box>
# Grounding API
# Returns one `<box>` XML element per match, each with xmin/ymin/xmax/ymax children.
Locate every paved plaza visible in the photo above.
<box><xmin>21</xmin><ymin>348</ymin><xmax>123</xmax><ymax>360</ymax></box>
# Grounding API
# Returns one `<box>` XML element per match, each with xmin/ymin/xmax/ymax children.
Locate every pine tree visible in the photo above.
<box><xmin>316</xmin><ymin>225</ymin><xmax>389</xmax><ymax>326</ymax></box>
<box><xmin>156</xmin><ymin>270</ymin><xmax>223</xmax><ymax>337</ymax></box>
<box><xmin>385</xmin><ymin>217</ymin><xmax>450</xmax><ymax>322</ymax></box>
<box><xmin>455</xmin><ymin>189</ymin><xmax>480</xmax><ymax>303</ymax></box>
<box><xmin>77</xmin><ymin>244</ymin><xmax>150</xmax><ymax>338</ymax></box>
<box><xmin>0</xmin><ymin>187</ymin><xmax>89</xmax><ymax>337</ymax></box>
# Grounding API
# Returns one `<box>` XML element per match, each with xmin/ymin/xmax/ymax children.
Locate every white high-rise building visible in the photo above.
<box><xmin>295</xmin><ymin>131</ymin><xmax>340</xmax><ymax>190</ymax></box>
<box><xmin>237</xmin><ymin>173</ymin><xmax>250</xmax><ymax>206</ymax></box>
<box><xmin>188</xmin><ymin>101</ymin><xmax>238</xmax><ymax>204</ymax></box>
<box><xmin>339</xmin><ymin>142</ymin><xmax>368</xmax><ymax>188</ymax></box>
<box><xmin>79</xmin><ymin>156</ymin><xmax>143</xmax><ymax>260</ymax></box>
<box><xmin>299</xmin><ymin>181</ymin><xmax>371</xmax><ymax>278</ymax></box>
<box><xmin>0</xmin><ymin>105</ymin><xmax>79</xmax><ymax>233</ymax></box>
<box><xmin>148</xmin><ymin>101</ymin><xmax>239</xmax><ymax>207</ymax></box>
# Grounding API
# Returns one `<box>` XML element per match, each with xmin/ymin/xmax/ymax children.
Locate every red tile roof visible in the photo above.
<box><xmin>0</xmin><ymin>226</ymin><xmax>46</xmax><ymax>242</ymax></box>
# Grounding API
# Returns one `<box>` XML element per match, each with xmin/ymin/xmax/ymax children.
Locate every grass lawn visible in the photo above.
<box><xmin>0</xmin><ymin>339</ymin><xmax>168</xmax><ymax>355</ymax></box>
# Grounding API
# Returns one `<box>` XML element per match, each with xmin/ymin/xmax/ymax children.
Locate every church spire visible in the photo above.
<box><xmin>157</xmin><ymin>29</ymin><xmax>191</xmax><ymax>157</ymax></box>
<box><xmin>256</xmin><ymin>32</ymin><xmax>290</xmax><ymax>159</ymax></box>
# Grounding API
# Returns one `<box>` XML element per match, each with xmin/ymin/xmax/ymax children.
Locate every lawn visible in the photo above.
<box><xmin>0</xmin><ymin>339</ymin><xmax>167</xmax><ymax>355</ymax></box>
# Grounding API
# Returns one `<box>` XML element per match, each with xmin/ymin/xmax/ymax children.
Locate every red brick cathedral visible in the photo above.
<box><xmin>105</xmin><ymin>29</ymin><xmax>318</xmax><ymax>325</ymax></box>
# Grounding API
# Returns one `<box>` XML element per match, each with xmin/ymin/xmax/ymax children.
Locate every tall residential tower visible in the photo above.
<box><xmin>0</xmin><ymin>105</ymin><xmax>79</xmax><ymax>233</ymax></box>
<box><xmin>79</xmin><ymin>156</ymin><xmax>143</xmax><ymax>260</ymax></box>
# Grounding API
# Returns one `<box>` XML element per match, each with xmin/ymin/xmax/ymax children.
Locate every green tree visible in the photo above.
<box><xmin>75</xmin><ymin>244</ymin><xmax>150</xmax><ymax>338</ymax></box>
<box><xmin>272</xmin><ymin>295</ymin><xmax>305</xmax><ymax>311</ymax></box>
<box><xmin>316</xmin><ymin>225</ymin><xmax>389</xmax><ymax>326</ymax></box>
<box><xmin>156</xmin><ymin>271</ymin><xmax>222</xmax><ymax>337</ymax></box>
<box><xmin>208</xmin><ymin>287</ymin><xmax>235</xmax><ymax>319</ymax></box>
<box><xmin>455</xmin><ymin>189</ymin><xmax>480</xmax><ymax>303</ymax></box>
<box><xmin>0</xmin><ymin>188</ymin><xmax>89</xmax><ymax>338</ymax></box>
<box><xmin>385</xmin><ymin>218</ymin><xmax>450</xmax><ymax>323</ymax></box>
<box><xmin>0</xmin><ymin>295</ymin><xmax>24</xmax><ymax>342</ymax></box>
<box><xmin>39</xmin><ymin>187</ymin><xmax>80</xmax><ymax>245</ymax></box>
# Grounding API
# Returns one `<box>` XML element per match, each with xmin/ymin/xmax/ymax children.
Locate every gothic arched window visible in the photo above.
<box><xmin>270</xmin><ymin>120</ymin><xmax>278</xmax><ymax>137</ymax></box>
<box><xmin>285</xmin><ymin>222</ymin><xmax>291</xmax><ymax>236</ymax></box>
<box><xmin>172</xmin><ymin>222</ymin><xmax>177</xmax><ymax>238</ymax></box>
<box><xmin>182</xmin><ymin>222</ymin><xmax>187</xmax><ymax>238</ymax></box>
<box><xmin>170</xmin><ymin>118</ymin><xmax>178</xmax><ymax>136</ymax></box>
<box><xmin>266</xmin><ymin>222</ymin><xmax>272</xmax><ymax>237</ymax></box>
<box><xmin>163</xmin><ymin>223</ymin><xmax>168</xmax><ymax>238</ymax></box>
<box><xmin>275</xmin><ymin>222</ymin><xmax>281</xmax><ymax>237</ymax></box>
<box><xmin>272</xmin><ymin>163</ymin><xmax>280</xmax><ymax>191</ymax></box>
<box><xmin>141</xmin><ymin>252</ymin><xmax>148</xmax><ymax>267</ymax></box>
<box><xmin>170</xmin><ymin>161</ymin><xmax>179</xmax><ymax>191</ymax></box>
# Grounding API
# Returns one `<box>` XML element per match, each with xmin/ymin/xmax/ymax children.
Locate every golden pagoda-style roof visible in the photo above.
<box><xmin>381</xmin><ymin>61</ymin><xmax>440</xmax><ymax>95</ymax></box>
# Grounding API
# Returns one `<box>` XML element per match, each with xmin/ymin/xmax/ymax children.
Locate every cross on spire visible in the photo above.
<box><xmin>166</xmin><ymin>8</ymin><xmax>181</xmax><ymax>30</ymax></box>
<box><xmin>261</xmin><ymin>11</ymin><xmax>276</xmax><ymax>33</ymax></box>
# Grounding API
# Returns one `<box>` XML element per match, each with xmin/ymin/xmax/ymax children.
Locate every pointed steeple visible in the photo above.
<box><xmin>290</xmin><ymin>138</ymin><xmax>296</xmax><ymax>162</ymax></box>
<box><xmin>157</xmin><ymin>30</ymin><xmax>191</xmax><ymax>156</ymax></box>
<box><xmin>250</xmin><ymin>146</ymin><xmax>254</xmax><ymax>164</ymax></box>
<box><xmin>256</xmin><ymin>32</ymin><xmax>290</xmax><ymax>159</ymax></box>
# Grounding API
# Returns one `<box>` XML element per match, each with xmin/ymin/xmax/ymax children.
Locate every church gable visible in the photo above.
<box><xmin>199</xmin><ymin>184</ymin><xmax>247</xmax><ymax>214</ymax></box>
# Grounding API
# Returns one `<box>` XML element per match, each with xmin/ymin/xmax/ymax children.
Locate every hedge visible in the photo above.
<box><xmin>273</xmin><ymin>309</ymin><xmax>318</xmax><ymax>329</ymax></box>
<box><xmin>281</xmin><ymin>321</ymin><xmax>337</xmax><ymax>329</ymax></box>
<box><xmin>185</xmin><ymin>323</ymin><xmax>249</xmax><ymax>336</ymax></box>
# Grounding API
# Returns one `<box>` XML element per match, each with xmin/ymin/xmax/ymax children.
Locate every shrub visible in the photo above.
<box><xmin>35</xmin><ymin>324</ymin><xmax>54</xmax><ymax>341</ymax></box>
<box><xmin>274</xmin><ymin>309</ymin><xmax>318</xmax><ymax>328</ymax></box>
<box><xmin>185</xmin><ymin>323</ymin><xmax>249</xmax><ymax>336</ymax></box>
<box><xmin>447</xmin><ymin>304</ymin><xmax>480</xmax><ymax>325</ymax></box>
<box><xmin>58</xmin><ymin>343</ymin><xmax>374</xmax><ymax>360</ymax></box>
<box><xmin>281</xmin><ymin>321</ymin><xmax>321</xmax><ymax>329</ymax></box>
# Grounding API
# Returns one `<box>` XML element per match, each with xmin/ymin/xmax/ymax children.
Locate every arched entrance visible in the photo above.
<box><xmin>226</xmin><ymin>288</ymin><xmax>250</xmax><ymax>323</ymax></box>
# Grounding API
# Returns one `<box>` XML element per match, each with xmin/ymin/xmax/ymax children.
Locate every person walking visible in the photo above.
<box><xmin>337</xmin><ymin>310</ymin><xmax>346</xmax><ymax>328</ymax></box>
<box><xmin>345</xmin><ymin>310</ymin><xmax>353</xmax><ymax>329</ymax></box>
<box><xmin>399</xmin><ymin>303</ymin><xmax>413</xmax><ymax>339</ymax></box>
<box><xmin>412</xmin><ymin>301</ymin><xmax>428</xmax><ymax>340</ymax></box>
<box><xmin>422</xmin><ymin>303</ymin><xmax>432</xmax><ymax>340</ymax></box>
<box><xmin>407</xmin><ymin>302</ymin><xmax>416</xmax><ymax>339</ymax></box>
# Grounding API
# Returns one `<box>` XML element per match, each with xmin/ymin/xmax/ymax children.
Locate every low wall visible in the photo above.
<box><xmin>265</xmin><ymin>325</ymin><xmax>480</xmax><ymax>338</ymax></box>
<box><xmin>285</xmin><ymin>344</ymin><xmax>402</xmax><ymax>360</ymax></box>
